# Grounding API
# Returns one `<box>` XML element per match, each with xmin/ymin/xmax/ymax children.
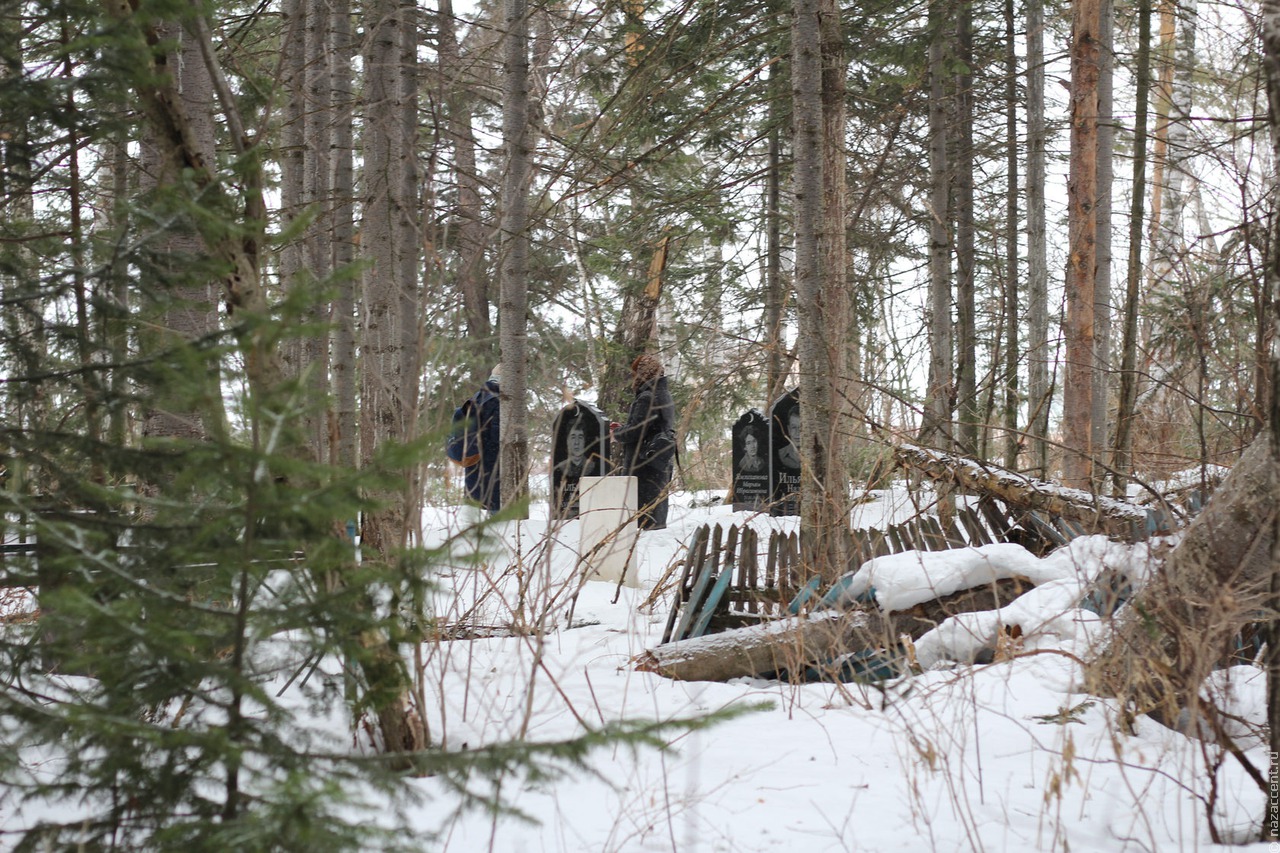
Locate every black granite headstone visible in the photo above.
<box><xmin>769</xmin><ymin>389</ymin><xmax>801</xmax><ymax>516</ymax></box>
<box><xmin>551</xmin><ymin>400</ymin><xmax>611</xmax><ymax>519</ymax></box>
<box><xmin>731</xmin><ymin>409</ymin><xmax>769</xmax><ymax>512</ymax></box>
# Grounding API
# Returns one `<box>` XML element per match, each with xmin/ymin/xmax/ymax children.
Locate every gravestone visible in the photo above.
<box><xmin>731</xmin><ymin>409</ymin><xmax>770</xmax><ymax>512</ymax></box>
<box><xmin>551</xmin><ymin>400</ymin><xmax>612</xmax><ymax>519</ymax></box>
<box><xmin>578</xmin><ymin>475</ymin><xmax>639</xmax><ymax>587</ymax></box>
<box><xmin>770</xmin><ymin>389</ymin><xmax>801</xmax><ymax>516</ymax></box>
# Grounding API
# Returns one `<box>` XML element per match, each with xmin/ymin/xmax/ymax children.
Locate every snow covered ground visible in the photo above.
<box><xmin>1</xmin><ymin>484</ymin><xmax>1271</xmax><ymax>851</ymax></box>
<box><xmin>409</xmin><ymin>488</ymin><xmax>1274</xmax><ymax>853</ymax></box>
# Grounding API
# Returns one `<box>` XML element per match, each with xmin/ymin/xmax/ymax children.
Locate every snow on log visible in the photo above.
<box><xmin>894</xmin><ymin>443</ymin><xmax>1147</xmax><ymax>536</ymax></box>
<box><xmin>637</xmin><ymin>577</ymin><xmax>1035</xmax><ymax>682</ymax></box>
<box><xmin>635</xmin><ymin>609</ymin><xmax>888</xmax><ymax>682</ymax></box>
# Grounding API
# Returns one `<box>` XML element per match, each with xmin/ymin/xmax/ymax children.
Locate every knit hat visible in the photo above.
<box><xmin>630</xmin><ymin>353</ymin><xmax>663</xmax><ymax>388</ymax></box>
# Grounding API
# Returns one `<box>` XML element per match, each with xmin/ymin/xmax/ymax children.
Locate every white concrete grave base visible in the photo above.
<box><xmin>577</xmin><ymin>475</ymin><xmax>639</xmax><ymax>587</ymax></box>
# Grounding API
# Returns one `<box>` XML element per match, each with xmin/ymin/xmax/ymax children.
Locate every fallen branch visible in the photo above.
<box><xmin>638</xmin><ymin>577</ymin><xmax>1034</xmax><ymax>682</ymax></box>
<box><xmin>894</xmin><ymin>444</ymin><xmax>1147</xmax><ymax>536</ymax></box>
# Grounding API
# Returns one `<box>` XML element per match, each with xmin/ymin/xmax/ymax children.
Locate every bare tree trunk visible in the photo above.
<box><xmin>1260</xmin><ymin>0</ymin><xmax>1280</xmax><ymax>839</ymax></box>
<box><xmin>1002</xmin><ymin>0</ymin><xmax>1020</xmax><ymax>470</ymax></box>
<box><xmin>440</xmin><ymin>0</ymin><xmax>493</xmax><ymax>382</ymax></box>
<box><xmin>331</xmin><ymin>0</ymin><xmax>357</xmax><ymax>471</ymax></box>
<box><xmin>1092</xmin><ymin>0</ymin><xmax>1114</xmax><ymax>479</ymax></box>
<box><xmin>105</xmin><ymin>141</ymin><xmax>131</xmax><ymax>449</ymax></box>
<box><xmin>954</xmin><ymin>4</ymin><xmax>977</xmax><ymax>458</ymax></box>
<box><xmin>1152</xmin><ymin>0</ymin><xmax>1197</xmax><ymax>294</ymax></box>
<box><xmin>791</xmin><ymin>0</ymin><xmax>849</xmax><ymax>583</ymax></box>
<box><xmin>1146</xmin><ymin>0</ymin><xmax>1177</xmax><ymax>304</ymax></box>
<box><xmin>1114</xmin><ymin>0</ymin><xmax>1152</xmax><ymax>493</ymax></box>
<box><xmin>499</xmin><ymin>0</ymin><xmax>531</xmax><ymax>516</ymax></box>
<box><xmin>139</xmin><ymin>22</ymin><xmax>227</xmax><ymax>445</ymax></box>
<box><xmin>398</xmin><ymin>0</ymin><xmax>423</xmax><ymax>536</ymax></box>
<box><xmin>765</xmin><ymin>59</ymin><xmax>788</xmax><ymax>407</ymax></box>
<box><xmin>1063</xmin><ymin>0</ymin><xmax>1101</xmax><ymax>489</ymax></box>
<box><xmin>302</xmin><ymin>0</ymin><xmax>332</xmax><ymax>464</ymax></box>
<box><xmin>818</xmin><ymin>0</ymin><xmax>851</xmax><ymax>576</ymax></box>
<box><xmin>1026</xmin><ymin>0</ymin><xmax>1050</xmax><ymax>476</ymax></box>
<box><xmin>279</xmin><ymin>0</ymin><xmax>305</xmax><ymax>386</ymax></box>
<box><xmin>921</xmin><ymin>0</ymin><xmax>953</xmax><ymax>454</ymax></box>
<box><xmin>360</xmin><ymin>0</ymin><xmax>406</xmax><ymax>556</ymax></box>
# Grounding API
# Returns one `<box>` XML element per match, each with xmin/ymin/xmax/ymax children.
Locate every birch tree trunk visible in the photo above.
<box><xmin>499</xmin><ymin>0</ymin><xmax>531</xmax><ymax>516</ymax></box>
<box><xmin>1063</xmin><ymin>0</ymin><xmax>1101</xmax><ymax>489</ymax></box>
<box><xmin>1151</xmin><ymin>0</ymin><xmax>1197</xmax><ymax>297</ymax></box>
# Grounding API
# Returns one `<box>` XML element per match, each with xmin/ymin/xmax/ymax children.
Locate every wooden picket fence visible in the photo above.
<box><xmin>659</xmin><ymin>523</ymin><xmax>801</xmax><ymax>643</ymax></box>
<box><xmin>659</xmin><ymin>496</ymin><xmax>1091</xmax><ymax>645</ymax></box>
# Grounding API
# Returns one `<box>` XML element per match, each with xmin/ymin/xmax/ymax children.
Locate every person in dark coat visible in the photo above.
<box><xmin>466</xmin><ymin>365</ymin><xmax>502</xmax><ymax>512</ymax></box>
<box><xmin>615</xmin><ymin>353</ymin><xmax>676</xmax><ymax>530</ymax></box>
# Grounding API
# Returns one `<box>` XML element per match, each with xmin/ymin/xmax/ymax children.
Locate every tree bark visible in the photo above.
<box><xmin>499</xmin><ymin>0</ymin><xmax>531</xmax><ymax>516</ymax></box>
<box><xmin>1026</xmin><ymin>0</ymin><xmax>1050</xmax><ymax>477</ymax></box>
<box><xmin>397</xmin><ymin>0</ymin><xmax>423</xmax><ymax>535</ymax></box>
<box><xmin>921</xmin><ymin>0</ymin><xmax>953</xmax><ymax>454</ymax></box>
<box><xmin>765</xmin><ymin>58</ymin><xmax>788</xmax><ymax>408</ymax></box>
<box><xmin>359</xmin><ymin>0</ymin><xmax>411</xmax><ymax>554</ymax></box>
<box><xmin>439</xmin><ymin>0</ymin><xmax>493</xmax><ymax>382</ymax></box>
<box><xmin>1063</xmin><ymin>0</ymin><xmax>1102</xmax><ymax>489</ymax></box>
<box><xmin>1002</xmin><ymin>0</ymin><xmax>1020</xmax><ymax>471</ymax></box>
<box><xmin>138</xmin><ymin>20</ymin><xmax>227</xmax><ymax>446</ymax></box>
<box><xmin>302</xmin><ymin>0</ymin><xmax>332</xmax><ymax>463</ymax></box>
<box><xmin>278</xmin><ymin>0</ymin><xmax>305</xmax><ymax>387</ymax></box>
<box><xmin>791</xmin><ymin>0</ymin><xmax>849</xmax><ymax>583</ymax></box>
<box><xmin>1092</xmin><ymin>0</ymin><xmax>1114</xmax><ymax>479</ymax></box>
<box><xmin>331</xmin><ymin>0</ymin><xmax>357</xmax><ymax>470</ymax></box>
<box><xmin>1113</xmin><ymin>0</ymin><xmax>1152</xmax><ymax>493</ymax></box>
<box><xmin>954</xmin><ymin>3</ymin><xmax>977</xmax><ymax>458</ymax></box>
<box><xmin>1259</xmin><ymin>0</ymin><xmax>1280</xmax><ymax>837</ymax></box>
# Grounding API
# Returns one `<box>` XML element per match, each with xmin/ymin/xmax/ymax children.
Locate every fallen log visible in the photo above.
<box><xmin>635</xmin><ymin>609</ymin><xmax>888</xmax><ymax>682</ymax></box>
<box><xmin>638</xmin><ymin>577</ymin><xmax>1034</xmax><ymax>682</ymax></box>
<box><xmin>1089</xmin><ymin>433</ymin><xmax>1276</xmax><ymax>720</ymax></box>
<box><xmin>894</xmin><ymin>443</ymin><xmax>1148</xmax><ymax>537</ymax></box>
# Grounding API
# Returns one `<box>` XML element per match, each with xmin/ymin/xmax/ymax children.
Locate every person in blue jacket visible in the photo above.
<box><xmin>447</xmin><ymin>365</ymin><xmax>502</xmax><ymax>512</ymax></box>
<box><xmin>615</xmin><ymin>353</ymin><xmax>676</xmax><ymax>530</ymax></box>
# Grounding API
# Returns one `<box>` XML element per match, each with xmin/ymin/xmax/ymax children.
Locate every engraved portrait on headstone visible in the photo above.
<box><xmin>551</xmin><ymin>400</ymin><xmax>611</xmax><ymax>519</ymax></box>
<box><xmin>731</xmin><ymin>409</ymin><xmax>769</xmax><ymax>512</ymax></box>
